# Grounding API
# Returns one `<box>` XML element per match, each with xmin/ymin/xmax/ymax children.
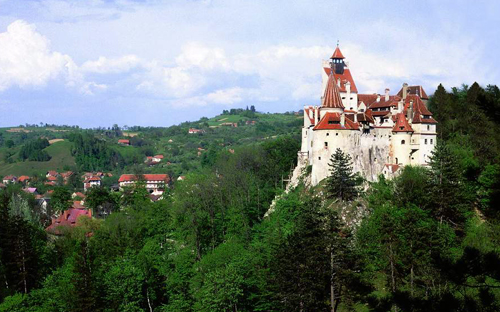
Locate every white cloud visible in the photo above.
<box><xmin>175</xmin><ymin>42</ymin><xmax>229</xmax><ymax>71</ymax></box>
<box><xmin>0</xmin><ymin>20</ymin><xmax>78</xmax><ymax>91</ymax></box>
<box><xmin>206</xmin><ymin>87</ymin><xmax>244</xmax><ymax>104</ymax></box>
<box><xmin>81</xmin><ymin>55</ymin><xmax>143</xmax><ymax>74</ymax></box>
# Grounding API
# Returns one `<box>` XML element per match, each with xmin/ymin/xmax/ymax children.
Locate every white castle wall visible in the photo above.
<box><xmin>309</xmin><ymin>128</ymin><xmax>391</xmax><ymax>185</ymax></box>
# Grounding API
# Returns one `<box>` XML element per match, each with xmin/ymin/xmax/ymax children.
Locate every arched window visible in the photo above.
<box><xmin>395</xmin><ymin>157</ymin><xmax>399</xmax><ymax>164</ymax></box>
<box><xmin>401</xmin><ymin>140</ymin><xmax>405</xmax><ymax>145</ymax></box>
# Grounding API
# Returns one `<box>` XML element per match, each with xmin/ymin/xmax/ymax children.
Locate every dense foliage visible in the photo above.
<box><xmin>18</xmin><ymin>139</ymin><xmax>51</xmax><ymax>162</ymax></box>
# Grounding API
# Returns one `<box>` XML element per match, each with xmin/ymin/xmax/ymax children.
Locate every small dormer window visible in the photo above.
<box><xmin>400</xmin><ymin>126</ymin><xmax>404</xmax><ymax>130</ymax></box>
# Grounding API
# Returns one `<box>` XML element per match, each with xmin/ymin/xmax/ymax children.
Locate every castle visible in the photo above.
<box><xmin>299</xmin><ymin>46</ymin><xmax>437</xmax><ymax>185</ymax></box>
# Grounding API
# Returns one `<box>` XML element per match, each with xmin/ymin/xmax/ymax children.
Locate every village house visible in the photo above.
<box><xmin>188</xmin><ymin>128</ymin><xmax>204</xmax><ymax>134</ymax></box>
<box><xmin>83</xmin><ymin>176</ymin><xmax>101</xmax><ymax>191</ymax></box>
<box><xmin>46</xmin><ymin>170</ymin><xmax>59</xmax><ymax>178</ymax></box>
<box><xmin>118</xmin><ymin>174</ymin><xmax>170</xmax><ymax>195</ymax></box>
<box><xmin>298</xmin><ymin>45</ymin><xmax>437</xmax><ymax>185</ymax></box>
<box><xmin>2</xmin><ymin>175</ymin><xmax>17</xmax><ymax>184</ymax></box>
<box><xmin>118</xmin><ymin>139</ymin><xmax>130</xmax><ymax>145</ymax></box>
<box><xmin>18</xmin><ymin>175</ymin><xmax>31</xmax><ymax>184</ymax></box>
<box><xmin>46</xmin><ymin>206</ymin><xmax>92</xmax><ymax>235</ymax></box>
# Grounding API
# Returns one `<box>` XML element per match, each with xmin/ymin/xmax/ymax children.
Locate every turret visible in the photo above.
<box><xmin>330</xmin><ymin>45</ymin><xmax>345</xmax><ymax>75</ymax></box>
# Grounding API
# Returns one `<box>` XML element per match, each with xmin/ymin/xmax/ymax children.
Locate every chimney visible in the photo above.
<box><xmin>407</xmin><ymin>100</ymin><xmax>413</xmax><ymax>123</ymax></box>
<box><xmin>376</xmin><ymin>94</ymin><xmax>380</xmax><ymax>102</ymax></box>
<box><xmin>337</xmin><ymin>78</ymin><xmax>341</xmax><ymax>87</ymax></box>
<box><xmin>398</xmin><ymin>100</ymin><xmax>403</xmax><ymax>113</ymax></box>
<box><xmin>385</xmin><ymin>88</ymin><xmax>390</xmax><ymax>102</ymax></box>
<box><xmin>402</xmin><ymin>83</ymin><xmax>408</xmax><ymax>100</ymax></box>
<box><xmin>341</xmin><ymin>113</ymin><xmax>345</xmax><ymax>126</ymax></box>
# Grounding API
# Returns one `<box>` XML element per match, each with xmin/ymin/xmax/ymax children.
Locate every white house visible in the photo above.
<box><xmin>118</xmin><ymin>174</ymin><xmax>170</xmax><ymax>195</ymax></box>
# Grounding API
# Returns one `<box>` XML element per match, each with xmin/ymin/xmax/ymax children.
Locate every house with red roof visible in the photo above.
<box><xmin>18</xmin><ymin>175</ymin><xmax>31</xmax><ymax>184</ymax></box>
<box><xmin>46</xmin><ymin>207</ymin><xmax>92</xmax><ymax>235</ymax></box>
<box><xmin>118</xmin><ymin>139</ymin><xmax>130</xmax><ymax>145</ymax></box>
<box><xmin>2</xmin><ymin>175</ymin><xmax>17</xmax><ymax>184</ymax></box>
<box><xmin>118</xmin><ymin>174</ymin><xmax>170</xmax><ymax>195</ymax></box>
<box><xmin>83</xmin><ymin>176</ymin><xmax>101</xmax><ymax>192</ymax></box>
<box><xmin>298</xmin><ymin>45</ymin><xmax>437</xmax><ymax>184</ymax></box>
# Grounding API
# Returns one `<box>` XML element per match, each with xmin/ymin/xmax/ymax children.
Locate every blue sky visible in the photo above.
<box><xmin>0</xmin><ymin>0</ymin><xmax>498</xmax><ymax>128</ymax></box>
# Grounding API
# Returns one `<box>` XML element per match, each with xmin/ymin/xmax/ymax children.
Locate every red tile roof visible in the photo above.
<box><xmin>118</xmin><ymin>139</ymin><xmax>130</xmax><ymax>144</ymax></box>
<box><xmin>3</xmin><ymin>175</ymin><xmax>16</xmax><ymax>180</ymax></box>
<box><xmin>154</xmin><ymin>155</ymin><xmax>164</xmax><ymax>159</ymax></box>
<box><xmin>47</xmin><ymin>170</ymin><xmax>58</xmax><ymax>177</ymax></box>
<box><xmin>358</xmin><ymin>94</ymin><xmax>378</xmax><ymax>106</ymax></box>
<box><xmin>369</xmin><ymin>95</ymin><xmax>401</xmax><ymax>109</ymax></box>
<box><xmin>324</xmin><ymin>67</ymin><xmax>358</xmax><ymax>93</ymax></box>
<box><xmin>322</xmin><ymin>73</ymin><xmax>344</xmax><ymax>109</ymax></box>
<box><xmin>313</xmin><ymin>112</ymin><xmax>358</xmax><ymax>130</ymax></box>
<box><xmin>118</xmin><ymin>174</ymin><xmax>170</xmax><ymax>183</ymax></box>
<box><xmin>331</xmin><ymin>46</ymin><xmax>345</xmax><ymax>59</ymax></box>
<box><xmin>84</xmin><ymin>176</ymin><xmax>101</xmax><ymax>182</ymax></box>
<box><xmin>392</xmin><ymin>113</ymin><xmax>414</xmax><ymax>132</ymax></box>
<box><xmin>47</xmin><ymin>176</ymin><xmax>58</xmax><ymax>181</ymax></box>
<box><xmin>18</xmin><ymin>175</ymin><xmax>30</xmax><ymax>182</ymax></box>
<box><xmin>304</xmin><ymin>107</ymin><xmax>316</xmax><ymax>125</ymax></box>
<box><xmin>46</xmin><ymin>208</ymin><xmax>92</xmax><ymax>235</ymax></box>
<box><xmin>73</xmin><ymin>192</ymin><xmax>86</xmax><ymax>199</ymax></box>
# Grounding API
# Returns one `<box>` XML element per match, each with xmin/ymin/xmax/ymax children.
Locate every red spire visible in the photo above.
<box><xmin>331</xmin><ymin>46</ymin><xmax>345</xmax><ymax>59</ymax></box>
<box><xmin>392</xmin><ymin>113</ymin><xmax>414</xmax><ymax>132</ymax></box>
<box><xmin>323</xmin><ymin>72</ymin><xmax>344</xmax><ymax>109</ymax></box>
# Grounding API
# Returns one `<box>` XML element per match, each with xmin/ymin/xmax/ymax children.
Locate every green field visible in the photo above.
<box><xmin>0</xmin><ymin>140</ymin><xmax>76</xmax><ymax>177</ymax></box>
<box><xmin>207</xmin><ymin>114</ymin><xmax>251</xmax><ymax>126</ymax></box>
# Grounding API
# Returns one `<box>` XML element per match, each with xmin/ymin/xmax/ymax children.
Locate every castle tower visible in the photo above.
<box><xmin>320</xmin><ymin>71</ymin><xmax>345</xmax><ymax>119</ymax></box>
<box><xmin>330</xmin><ymin>46</ymin><xmax>345</xmax><ymax>75</ymax></box>
<box><xmin>391</xmin><ymin>113</ymin><xmax>414</xmax><ymax>165</ymax></box>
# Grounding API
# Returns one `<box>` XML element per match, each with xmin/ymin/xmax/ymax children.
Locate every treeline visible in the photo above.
<box><xmin>68</xmin><ymin>132</ymin><xmax>122</xmax><ymax>172</ymax></box>
<box><xmin>18</xmin><ymin>139</ymin><xmax>51</xmax><ymax>162</ymax></box>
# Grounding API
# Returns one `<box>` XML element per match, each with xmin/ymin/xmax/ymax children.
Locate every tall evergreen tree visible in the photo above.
<box><xmin>326</xmin><ymin>148</ymin><xmax>360</xmax><ymax>201</ymax></box>
<box><xmin>428</xmin><ymin>141</ymin><xmax>469</xmax><ymax>226</ymax></box>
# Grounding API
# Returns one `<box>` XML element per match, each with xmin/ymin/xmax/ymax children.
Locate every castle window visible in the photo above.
<box><xmin>324</xmin><ymin>142</ymin><xmax>328</xmax><ymax>147</ymax></box>
<box><xmin>431</xmin><ymin>139</ymin><xmax>433</xmax><ymax>144</ymax></box>
<box><xmin>396</xmin><ymin>157</ymin><xmax>399</xmax><ymax>164</ymax></box>
<box><xmin>427</xmin><ymin>125</ymin><xmax>430</xmax><ymax>131</ymax></box>
<box><xmin>311</xmin><ymin>141</ymin><xmax>313</xmax><ymax>147</ymax></box>
<box><xmin>326</xmin><ymin>132</ymin><xmax>329</xmax><ymax>136</ymax></box>
<box><xmin>400</xmin><ymin>126</ymin><xmax>404</xmax><ymax>130</ymax></box>
<box><xmin>342</xmin><ymin>97</ymin><xmax>346</xmax><ymax>99</ymax></box>
<box><xmin>401</xmin><ymin>140</ymin><xmax>405</xmax><ymax>145</ymax></box>
<box><xmin>318</xmin><ymin>157</ymin><xmax>321</xmax><ymax>160</ymax></box>
<box><xmin>425</xmin><ymin>139</ymin><xmax>428</xmax><ymax>144</ymax></box>
<box><xmin>336</xmin><ymin>133</ymin><xmax>339</xmax><ymax>136</ymax></box>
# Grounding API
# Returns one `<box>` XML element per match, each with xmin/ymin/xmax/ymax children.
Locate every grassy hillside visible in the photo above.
<box><xmin>0</xmin><ymin>140</ymin><xmax>75</xmax><ymax>177</ymax></box>
<box><xmin>0</xmin><ymin>110</ymin><xmax>302</xmax><ymax>178</ymax></box>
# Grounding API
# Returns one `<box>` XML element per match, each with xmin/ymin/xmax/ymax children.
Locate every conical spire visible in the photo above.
<box><xmin>331</xmin><ymin>46</ymin><xmax>345</xmax><ymax>59</ymax></box>
<box><xmin>322</xmin><ymin>72</ymin><xmax>344</xmax><ymax>109</ymax></box>
<box><xmin>392</xmin><ymin>113</ymin><xmax>413</xmax><ymax>132</ymax></box>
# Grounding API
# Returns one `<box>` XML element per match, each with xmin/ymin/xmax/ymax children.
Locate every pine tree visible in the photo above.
<box><xmin>428</xmin><ymin>141</ymin><xmax>469</xmax><ymax>226</ymax></box>
<box><xmin>327</xmin><ymin>148</ymin><xmax>360</xmax><ymax>201</ymax></box>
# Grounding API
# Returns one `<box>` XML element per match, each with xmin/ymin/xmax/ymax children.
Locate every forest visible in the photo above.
<box><xmin>0</xmin><ymin>83</ymin><xmax>500</xmax><ymax>312</ymax></box>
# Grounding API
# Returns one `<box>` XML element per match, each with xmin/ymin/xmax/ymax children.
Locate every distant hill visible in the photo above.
<box><xmin>0</xmin><ymin>110</ymin><xmax>302</xmax><ymax>178</ymax></box>
<box><xmin>0</xmin><ymin>140</ymin><xmax>75</xmax><ymax>177</ymax></box>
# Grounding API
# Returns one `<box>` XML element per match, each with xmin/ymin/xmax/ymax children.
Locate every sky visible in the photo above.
<box><xmin>0</xmin><ymin>0</ymin><xmax>498</xmax><ymax>128</ymax></box>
